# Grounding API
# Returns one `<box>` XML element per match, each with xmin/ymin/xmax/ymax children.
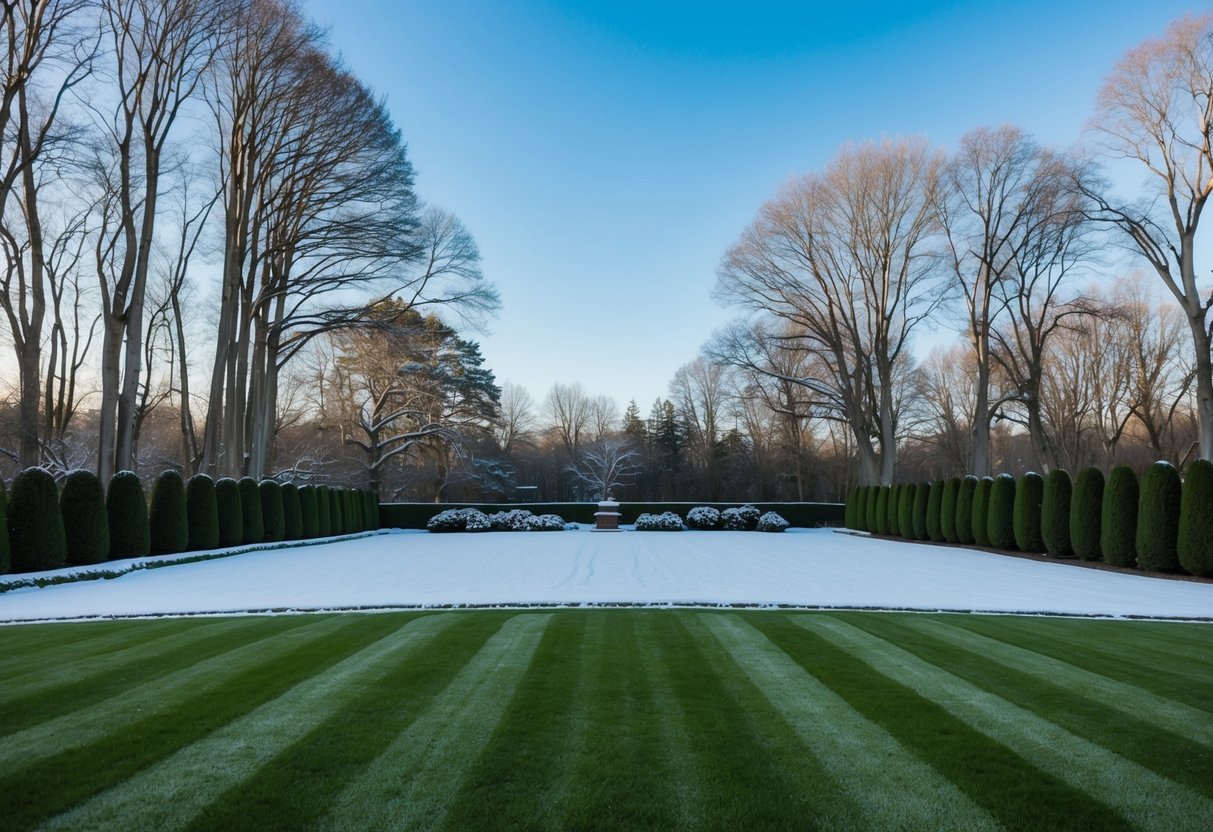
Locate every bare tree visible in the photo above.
<box><xmin>495</xmin><ymin>381</ymin><xmax>536</xmax><ymax>457</ymax></box>
<box><xmin>544</xmin><ymin>382</ymin><xmax>591</xmax><ymax>457</ymax></box>
<box><xmin>568</xmin><ymin>435</ymin><xmax>642</xmax><ymax>500</ymax></box>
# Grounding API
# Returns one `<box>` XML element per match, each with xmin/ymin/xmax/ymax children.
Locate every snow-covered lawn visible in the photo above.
<box><xmin>2</xmin><ymin>527</ymin><xmax>1212</xmax><ymax>622</ymax></box>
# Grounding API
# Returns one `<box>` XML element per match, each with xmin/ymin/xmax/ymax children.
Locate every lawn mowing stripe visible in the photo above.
<box><xmin>897</xmin><ymin>615</ymin><xmax>1213</xmax><ymax>748</ymax></box>
<box><xmin>0</xmin><ymin>613</ymin><xmax>339</xmax><ymax>771</ymax></box>
<box><xmin>0</xmin><ymin>619</ymin><xmax>191</xmax><ymax>675</ymax></box>
<box><xmin>797</xmin><ymin>615</ymin><xmax>1213</xmax><ymax>831</ymax></box>
<box><xmin>39</xmin><ymin>613</ymin><xmax>460</xmax><ymax>832</ymax></box>
<box><xmin>320</xmin><ymin>613</ymin><xmax>551</xmax><ymax>832</ymax></box>
<box><xmin>436</xmin><ymin>613</ymin><xmax>597</xmax><ymax>832</ymax></box>
<box><xmin>700</xmin><ymin>613</ymin><xmax>1000</xmax><ymax>832</ymax></box>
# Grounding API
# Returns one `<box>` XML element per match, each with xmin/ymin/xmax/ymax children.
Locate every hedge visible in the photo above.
<box><xmin>1071</xmin><ymin>467</ymin><xmax>1104</xmax><ymax>561</ymax></box>
<box><xmin>987</xmin><ymin>473</ymin><xmax>1017</xmax><ymax>550</ymax></box>
<box><xmin>330</xmin><ymin>488</ymin><xmax>344</xmax><ymax>536</ymax></box>
<box><xmin>897</xmin><ymin>483</ymin><xmax>915</xmax><ymax>539</ymax></box>
<box><xmin>149</xmin><ymin>470</ymin><xmax>189</xmax><ymax>556</ymax></box>
<box><xmin>912</xmin><ymin>482</ymin><xmax>930</xmax><ymax>540</ymax></box>
<box><xmin>108</xmin><ymin>470</ymin><xmax>150</xmax><ymax>559</ymax></box>
<box><xmin>845</xmin><ymin>487</ymin><xmax>859</xmax><ymax>530</ymax></box>
<box><xmin>281</xmin><ymin>483</ymin><xmax>302</xmax><ymax>541</ymax></box>
<box><xmin>1136</xmin><ymin>461</ymin><xmax>1181</xmax><ymax>572</ymax></box>
<box><xmin>885</xmin><ymin>485</ymin><xmax>900</xmax><ymax>536</ymax></box>
<box><xmin>926</xmin><ymin>480</ymin><xmax>945</xmax><ymax>542</ymax></box>
<box><xmin>865</xmin><ymin>487</ymin><xmax>879</xmax><ymax>534</ymax></box>
<box><xmin>875</xmin><ymin>486</ymin><xmax>890</xmax><ymax>535</ymax></box>
<box><xmin>186</xmin><ymin>474</ymin><xmax>220</xmax><ymax>551</ymax></box>
<box><xmin>366</xmin><ymin>490</ymin><xmax>380</xmax><ymax>530</ymax></box>
<box><xmin>940</xmin><ymin>477</ymin><xmax>960</xmax><ymax>543</ymax></box>
<box><xmin>1178</xmin><ymin>459</ymin><xmax>1213</xmax><ymax>576</ymax></box>
<box><xmin>856</xmin><ymin>487</ymin><xmax>871</xmax><ymax>531</ymax></box>
<box><xmin>8</xmin><ymin>467</ymin><xmax>67</xmax><ymax>572</ymax></box>
<box><xmin>971</xmin><ymin>477</ymin><xmax>993</xmax><ymax>547</ymax></box>
<box><xmin>61</xmin><ymin>470</ymin><xmax>110</xmax><ymax>565</ymax></box>
<box><xmin>258</xmin><ymin>480</ymin><xmax>283</xmax><ymax>542</ymax></box>
<box><xmin>1013</xmin><ymin>472</ymin><xmax>1045</xmax><ymax>553</ymax></box>
<box><xmin>215</xmin><ymin>477</ymin><xmax>243</xmax><ymax>548</ymax></box>
<box><xmin>238</xmin><ymin>477</ymin><xmax>263</xmax><ymax>545</ymax></box>
<box><xmin>0</xmin><ymin>479</ymin><xmax>9</xmax><ymax>573</ymax></box>
<box><xmin>299</xmin><ymin>485</ymin><xmax>319</xmax><ymax>539</ymax></box>
<box><xmin>1101</xmin><ymin>465</ymin><xmax>1139</xmax><ymax>568</ymax></box>
<box><xmin>317</xmin><ymin>485</ymin><xmax>332</xmax><ymax>536</ymax></box>
<box><xmin>955</xmin><ymin>476</ymin><xmax>977</xmax><ymax>545</ymax></box>
<box><xmin>1041</xmin><ymin>469</ymin><xmax>1073</xmax><ymax>558</ymax></box>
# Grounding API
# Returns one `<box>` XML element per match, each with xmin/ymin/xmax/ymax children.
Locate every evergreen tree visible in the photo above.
<box><xmin>875</xmin><ymin>486</ymin><xmax>890</xmax><ymax>535</ymax></box>
<box><xmin>107</xmin><ymin>470</ymin><xmax>150</xmax><ymax>559</ymax></box>
<box><xmin>1101</xmin><ymin>466</ymin><xmax>1139</xmax><ymax>568</ymax></box>
<box><xmin>148</xmin><ymin>470</ymin><xmax>189</xmax><ymax>555</ymax></box>
<box><xmin>897</xmin><ymin>483</ymin><xmax>915</xmax><ymax>538</ymax></box>
<box><xmin>281</xmin><ymin>483</ymin><xmax>303</xmax><ymax>541</ymax></box>
<box><xmin>61</xmin><ymin>470</ymin><xmax>110</xmax><ymax>565</ymax></box>
<box><xmin>1137</xmin><ymin>461</ymin><xmax>1181</xmax><ymax>572</ymax></box>
<box><xmin>987</xmin><ymin>473</ymin><xmax>1017</xmax><ymax>550</ymax></box>
<box><xmin>0</xmin><ymin>479</ymin><xmax>9</xmax><ymax>573</ymax></box>
<box><xmin>260</xmin><ymin>480</ymin><xmax>285</xmax><ymax>542</ymax></box>
<box><xmin>8</xmin><ymin>467</ymin><xmax>66</xmax><ymax>572</ymax></box>
<box><xmin>955</xmin><ymin>476</ymin><xmax>978</xmax><ymax>544</ymax></box>
<box><xmin>299</xmin><ymin>485</ymin><xmax>319</xmax><ymax>538</ymax></box>
<box><xmin>941</xmin><ymin>477</ymin><xmax>960</xmax><ymax>543</ymax></box>
<box><xmin>186</xmin><ymin>474</ymin><xmax>220</xmax><ymax>551</ymax></box>
<box><xmin>926</xmin><ymin>480</ymin><xmax>945</xmax><ymax>542</ymax></box>
<box><xmin>1041</xmin><ymin>469</ymin><xmax>1073</xmax><ymax>558</ymax></box>
<box><xmin>215</xmin><ymin>477</ymin><xmax>243</xmax><ymax>547</ymax></box>
<box><xmin>238</xmin><ymin>477</ymin><xmax>263</xmax><ymax>544</ymax></box>
<box><xmin>1178</xmin><ymin>460</ymin><xmax>1213</xmax><ymax>576</ymax></box>
<box><xmin>1070</xmin><ymin>468</ymin><xmax>1104</xmax><ymax>561</ymax></box>
<box><xmin>912</xmin><ymin>482</ymin><xmax>930</xmax><ymax>540</ymax></box>
<box><xmin>971</xmin><ymin>476</ymin><xmax>994</xmax><ymax>546</ymax></box>
<box><xmin>1013</xmin><ymin>472</ymin><xmax>1045</xmax><ymax>553</ymax></box>
<box><xmin>317</xmin><ymin>485</ymin><xmax>332</xmax><ymax>536</ymax></box>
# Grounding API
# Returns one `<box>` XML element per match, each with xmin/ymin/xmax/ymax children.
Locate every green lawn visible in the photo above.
<box><xmin>1</xmin><ymin>610</ymin><xmax>1211</xmax><ymax>831</ymax></box>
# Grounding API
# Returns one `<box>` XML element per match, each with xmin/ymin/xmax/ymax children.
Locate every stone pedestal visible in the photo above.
<box><xmin>593</xmin><ymin>500</ymin><xmax>622</xmax><ymax>532</ymax></box>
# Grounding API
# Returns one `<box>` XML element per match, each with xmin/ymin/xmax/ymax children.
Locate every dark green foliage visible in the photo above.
<box><xmin>897</xmin><ymin>483</ymin><xmax>914</xmax><ymax>538</ymax></box>
<box><xmin>107</xmin><ymin>470</ymin><xmax>150</xmax><ymax>560</ymax></box>
<box><xmin>1136</xmin><ymin>461</ymin><xmax>1181</xmax><ymax>572</ymax></box>
<box><xmin>215</xmin><ymin>478</ymin><xmax>243</xmax><ymax>548</ymax></box>
<box><xmin>1013</xmin><ymin>472</ymin><xmax>1045</xmax><ymax>553</ymax></box>
<box><xmin>926</xmin><ymin>480</ymin><xmax>945</xmax><ymax>542</ymax></box>
<box><xmin>875</xmin><ymin>486</ymin><xmax>890</xmax><ymax>535</ymax></box>
<box><xmin>329</xmin><ymin>487</ymin><xmax>343</xmax><ymax>536</ymax></box>
<box><xmin>1178</xmin><ymin>460</ymin><xmax>1213</xmax><ymax>576</ymax></box>
<box><xmin>955</xmin><ymin>476</ymin><xmax>977</xmax><ymax>545</ymax></box>
<box><xmin>1070</xmin><ymin>468</ymin><xmax>1104</xmax><ymax>561</ymax></box>
<box><xmin>8</xmin><ymin>467</ymin><xmax>67</xmax><ymax>572</ymax></box>
<box><xmin>317</xmin><ymin>486</ymin><xmax>332</xmax><ymax>536</ymax></box>
<box><xmin>149</xmin><ymin>470</ymin><xmax>189</xmax><ymax>556</ymax></box>
<box><xmin>260</xmin><ymin>481</ymin><xmax>285</xmax><ymax>542</ymax></box>
<box><xmin>1041</xmin><ymin>469</ymin><xmax>1073</xmax><ymax>558</ymax></box>
<box><xmin>854</xmin><ymin>486</ymin><xmax>869</xmax><ymax>531</ymax></box>
<box><xmin>281</xmin><ymin>483</ymin><xmax>302</xmax><ymax>541</ymax></box>
<box><xmin>299</xmin><ymin>485</ymin><xmax>319</xmax><ymax>539</ymax></box>
<box><xmin>912</xmin><ymin>482</ymin><xmax>930</xmax><ymax>540</ymax></box>
<box><xmin>185</xmin><ymin>474</ymin><xmax>220</xmax><ymax>552</ymax></box>
<box><xmin>940</xmin><ymin>478</ymin><xmax>960</xmax><ymax>543</ymax></box>
<box><xmin>971</xmin><ymin>477</ymin><xmax>993</xmax><ymax>546</ymax></box>
<box><xmin>884</xmin><ymin>485</ymin><xmax>900</xmax><ymax>537</ymax></box>
<box><xmin>1101</xmin><ymin>466</ymin><xmax>1139</xmax><ymax>568</ymax></box>
<box><xmin>365</xmin><ymin>490</ymin><xmax>380</xmax><ymax>530</ymax></box>
<box><xmin>987</xmin><ymin>473</ymin><xmax>1017</xmax><ymax>550</ymax></box>
<box><xmin>844</xmin><ymin>487</ymin><xmax>857</xmax><ymax>530</ymax></box>
<box><xmin>348</xmin><ymin>489</ymin><xmax>362</xmax><ymax>533</ymax></box>
<box><xmin>238</xmin><ymin>477</ymin><xmax>263</xmax><ymax>545</ymax></box>
<box><xmin>865</xmin><ymin>486</ymin><xmax>879</xmax><ymax>533</ymax></box>
<box><xmin>61</xmin><ymin>470</ymin><xmax>110</xmax><ymax>565</ymax></box>
<box><xmin>0</xmin><ymin>479</ymin><xmax>9</xmax><ymax>573</ymax></box>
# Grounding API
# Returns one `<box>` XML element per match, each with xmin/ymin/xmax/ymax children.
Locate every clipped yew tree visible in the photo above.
<box><xmin>856</xmin><ymin>486</ymin><xmax>871</xmax><ymax>531</ymax></box>
<box><xmin>299</xmin><ymin>485</ymin><xmax>319</xmax><ymax>539</ymax></box>
<box><xmin>1071</xmin><ymin>467</ymin><xmax>1104</xmax><ymax>561</ymax></box>
<box><xmin>926</xmin><ymin>480</ymin><xmax>945</xmax><ymax>542</ymax></box>
<box><xmin>237</xmin><ymin>477</ymin><xmax>263</xmax><ymax>544</ymax></box>
<box><xmin>897</xmin><ymin>483</ymin><xmax>915</xmax><ymax>538</ymax></box>
<box><xmin>865</xmin><ymin>486</ymin><xmax>879</xmax><ymax>534</ymax></box>
<box><xmin>1101</xmin><ymin>465</ymin><xmax>1139</xmax><ymax>568</ymax></box>
<box><xmin>971</xmin><ymin>477</ymin><xmax>993</xmax><ymax>546</ymax></box>
<box><xmin>61</xmin><ymin>470</ymin><xmax>110</xmax><ymax>565</ymax></box>
<box><xmin>940</xmin><ymin>477</ymin><xmax>960</xmax><ymax>543</ymax></box>
<box><xmin>987</xmin><ymin>473</ymin><xmax>1017</xmax><ymax>550</ymax></box>
<box><xmin>185</xmin><ymin>474</ymin><xmax>220</xmax><ymax>552</ymax></box>
<box><xmin>1013</xmin><ymin>472</ymin><xmax>1045</xmax><ymax>553</ymax></box>
<box><xmin>365</xmin><ymin>490</ymin><xmax>379</xmax><ymax>530</ymax></box>
<box><xmin>1041</xmin><ymin>469</ymin><xmax>1073</xmax><ymax>558</ymax></box>
<box><xmin>844</xmin><ymin>488</ymin><xmax>857</xmax><ymax>530</ymax></box>
<box><xmin>215</xmin><ymin>477</ymin><xmax>243</xmax><ymax>548</ymax></box>
<box><xmin>281</xmin><ymin>483</ymin><xmax>303</xmax><ymax>541</ymax></box>
<box><xmin>874</xmin><ymin>486</ymin><xmax>890</xmax><ymax>535</ymax></box>
<box><xmin>1136</xmin><ymin>461</ymin><xmax>1181</xmax><ymax>572</ymax></box>
<box><xmin>912</xmin><ymin>482</ymin><xmax>930</xmax><ymax>540</ymax></box>
<box><xmin>1178</xmin><ymin>459</ymin><xmax>1213</xmax><ymax>576</ymax></box>
<box><xmin>0</xmin><ymin>479</ymin><xmax>9</xmax><ymax>573</ymax></box>
<box><xmin>149</xmin><ymin>470</ymin><xmax>189</xmax><ymax>556</ymax></box>
<box><xmin>330</xmin><ymin>488</ymin><xmax>344</xmax><ymax>536</ymax></box>
<box><xmin>317</xmin><ymin>485</ymin><xmax>332</xmax><ymax>536</ymax></box>
<box><xmin>955</xmin><ymin>476</ymin><xmax>978</xmax><ymax>544</ymax></box>
<box><xmin>260</xmin><ymin>480</ymin><xmax>285</xmax><ymax>542</ymax></box>
<box><xmin>8</xmin><ymin>467</ymin><xmax>67</xmax><ymax>572</ymax></box>
<box><xmin>107</xmin><ymin>470</ymin><xmax>150</xmax><ymax>559</ymax></box>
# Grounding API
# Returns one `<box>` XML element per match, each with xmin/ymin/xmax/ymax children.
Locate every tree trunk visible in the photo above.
<box><xmin>1188</xmin><ymin>311</ymin><xmax>1213</xmax><ymax>462</ymax></box>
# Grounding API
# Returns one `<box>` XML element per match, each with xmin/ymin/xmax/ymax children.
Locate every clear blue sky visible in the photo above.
<box><xmin>305</xmin><ymin>0</ymin><xmax>1197</xmax><ymax>413</ymax></box>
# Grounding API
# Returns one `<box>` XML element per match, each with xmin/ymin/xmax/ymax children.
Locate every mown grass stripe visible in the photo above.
<box><xmin>0</xmin><ymin>614</ymin><xmax>338</xmax><ymax>771</ymax></box>
<box><xmin>700</xmin><ymin>613</ymin><xmax>1000</xmax><ymax>832</ymax></box>
<box><xmin>320</xmin><ymin>613</ymin><xmax>551</xmax><ymax>832</ymax></box>
<box><xmin>39</xmin><ymin>614</ymin><xmax>459</xmax><ymax>832</ymax></box>
<box><xmin>0</xmin><ymin>619</ymin><xmax>188</xmax><ymax>675</ymax></box>
<box><xmin>898</xmin><ymin>615</ymin><xmax>1213</xmax><ymax>747</ymax></box>
<box><xmin>797</xmin><ymin>615</ymin><xmax>1213</xmax><ymax>831</ymax></box>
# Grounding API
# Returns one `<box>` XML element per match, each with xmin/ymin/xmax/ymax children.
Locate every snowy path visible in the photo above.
<box><xmin>1</xmin><ymin>528</ymin><xmax>1212</xmax><ymax>621</ymax></box>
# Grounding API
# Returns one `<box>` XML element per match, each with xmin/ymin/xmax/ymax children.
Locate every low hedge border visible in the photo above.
<box><xmin>379</xmin><ymin>501</ymin><xmax>845</xmax><ymax>530</ymax></box>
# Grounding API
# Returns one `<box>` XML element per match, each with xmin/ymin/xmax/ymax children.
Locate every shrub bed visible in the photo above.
<box><xmin>1070</xmin><ymin>468</ymin><xmax>1103</xmax><ymax>561</ymax></box>
<box><xmin>61</xmin><ymin>470</ymin><xmax>110</xmax><ymax>566</ymax></box>
<box><xmin>1101</xmin><ymin>466</ymin><xmax>1139</xmax><ymax>568</ymax></box>
<box><xmin>721</xmin><ymin>505</ymin><xmax>760</xmax><ymax>531</ymax></box>
<box><xmin>1136</xmin><ymin>461</ymin><xmax>1181</xmax><ymax>572</ymax></box>
<box><xmin>382</xmin><ymin>501</ymin><xmax>844</xmax><ymax>530</ymax></box>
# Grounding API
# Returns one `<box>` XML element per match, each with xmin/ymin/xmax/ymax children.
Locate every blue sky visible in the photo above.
<box><xmin>304</xmin><ymin>0</ymin><xmax>1197</xmax><ymax>413</ymax></box>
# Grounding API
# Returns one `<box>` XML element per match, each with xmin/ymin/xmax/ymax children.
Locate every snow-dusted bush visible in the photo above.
<box><xmin>721</xmin><ymin>505</ymin><xmax>760</xmax><ymax>531</ymax></box>
<box><xmin>526</xmin><ymin>513</ymin><xmax>567</xmax><ymax>531</ymax></box>
<box><xmin>757</xmin><ymin>511</ymin><xmax>789</xmax><ymax>532</ymax></box>
<box><xmin>488</xmin><ymin>509</ymin><xmax>535</xmax><ymax>531</ymax></box>
<box><xmin>634</xmin><ymin>511</ymin><xmax>684</xmax><ymax>531</ymax></box>
<box><xmin>464</xmin><ymin>510</ymin><xmax>492</xmax><ymax>532</ymax></box>
<box><xmin>427</xmin><ymin>508</ymin><xmax>474</xmax><ymax>532</ymax></box>
<box><xmin>686</xmin><ymin>506</ymin><xmax>721</xmax><ymax>530</ymax></box>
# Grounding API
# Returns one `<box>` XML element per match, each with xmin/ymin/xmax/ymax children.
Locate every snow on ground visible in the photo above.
<box><xmin>2</xmin><ymin>527</ymin><xmax>1212</xmax><ymax>622</ymax></box>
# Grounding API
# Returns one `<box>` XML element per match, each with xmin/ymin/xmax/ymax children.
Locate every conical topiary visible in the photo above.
<box><xmin>971</xmin><ymin>476</ymin><xmax>993</xmax><ymax>546</ymax></box>
<box><xmin>281</xmin><ymin>483</ymin><xmax>302</xmax><ymax>541</ymax></box>
<box><xmin>215</xmin><ymin>477</ymin><xmax>243</xmax><ymax>548</ymax></box>
<box><xmin>987</xmin><ymin>473</ymin><xmax>1017</xmax><ymax>550</ymax></box>
<box><xmin>238</xmin><ymin>477</ymin><xmax>263</xmax><ymax>544</ymax></box>
<box><xmin>61</xmin><ymin>470</ymin><xmax>109</xmax><ymax>565</ymax></box>
<box><xmin>1013</xmin><ymin>472</ymin><xmax>1045</xmax><ymax>553</ymax></box>
<box><xmin>1041</xmin><ymin>469</ymin><xmax>1073</xmax><ymax>558</ymax></box>
<box><xmin>1137</xmin><ymin>461</ymin><xmax>1181</xmax><ymax>572</ymax></box>
<box><xmin>926</xmin><ymin>480</ymin><xmax>945</xmax><ymax>542</ymax></box>
<box><xmin>1101</xmin><ymin>465</ymin><xmax>1139</xmax><ymax>568</ymax></box>
<box><xmin>912</xmin><ymin>482</ymin><xmax>930</xmax><ymax>540</ymax></box>
<box><xmin>1070</xmin><ymin>467</ymin><xmax>1104</xmax><ymax>561</ymax></box>
<box><xmin>259</xmin><ymin>480</ymin><xmax>284</xmax><ymax>542</ymax></box>
<box><xmin>955</xmin><ymin>476</ymin><xmax>978</xmax><ymax>544</ymax></box>
<box><xmin>107</xmin><ymin>470</ymin><xmax>150</xmax><ymax>560</ymax></box>
<box><xmin>941</xmin><ymin>477</ymin><xmax>961</xmax><ymax>543</ymax></box>
<box><xmin>1178</xmin><ymin>459</ymin><xmax>1213</xmax><ymax>576</ymax></box>
<box><xmin>299</xmin><ymin>485</ymin><xmax>318</xmax><ymax>539</ymax></box>
<box><xmin>8</xmin><ymin>467</ymin><xmax>67</xmax><ymax>572</ymax></box>
<box><xmin>186</xmin><ymin>474</ymin><xmax>220</xmax><ymax>551</ymax></box>
<box><xmin>149</xmin><ymin>470</ymin><xmax>189</xmax><ymax>555</ymax></box>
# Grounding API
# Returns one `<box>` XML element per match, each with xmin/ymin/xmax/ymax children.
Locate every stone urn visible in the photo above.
<box><xmin>593</xmin><ymin>498</ymin><xmax>622</xmax><ymax>531</ymax></box>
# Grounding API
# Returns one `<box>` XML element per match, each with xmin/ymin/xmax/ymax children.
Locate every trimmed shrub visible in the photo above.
<box><xmin>897</xmin><ymin>484</ymin><xmax>914</xmax><ymax>539</ymax></box>
<box><xmin>926</xmin><ymin>480</ymin><xmax>945</xmax><ymax>542</ymax></box>
<box><xmin>687</xmin><ymin>506</ymin><xmax>722</xmax><ymax>530</ymax></box>
<box><xmin>260</xmin><ymin>480</ymin><xmax>285</xmax><ymax>542</ymax></box>
<box><xmin>149</xmin><ymin>470</ymin><xmax>189</xmax><ymax>556</ymax></box>
<box><xmin>299</xmin><ymin>485</ymin><xmax>319</xmax><ymax>538</ymax></box>
<box><xmin>940</xmin><ymin>477</ymin><xmax>960</xmax><ymax>543</ymax></box>
<box><xmin>428</xmin><ymin>508</ymin><xmax>487</xmax><ymax>532</ymax></box>
<box><xmin>349</xmin><ymin>489</ymin><xmax>363</xmax><ymax>532</ymax></box>
<box><xmin>489</xmin><ymin>509</ymin><xmax>535</xmax><ymax>531</ymax></box>
<box><xmin>215</xmin><ymin>477</ymin><xmax>243</xmax><ymax>548</ymax></box>
<box><xmin>316</xmin><ymin>485</ymin><xmax>332</xmax><ymax>536</ymax></box>
<box><xmin>8</xmin><ymin>467</ymin><xmax>67</xmax><ymax>572</ymax></box>
<box><xmin>865</xmin><ymin>486</ymin><xmax>879</xmax><ymax>533</ymax></box>
<box><xmin>844</xmin><ymin>488</ymin><xmax>858</xmax><ymax>530</ymax></box>
<box><xmin>987</xmin><ymin>473</ymin><xmax>1017</xmax><ymax>550</ymax></box>
<box><xmin>281</xmin><ymin>483</ymin><xmax>302</xmax><ymax>541</ymax></box>
<box><xmin>971</xmin><ymin>477</ymin><xmax>993</xmax><ymax>546</ymax></box>
<box><xmin>912</xmin><ymin>482</ymin><xmax>930</xmax><ymax>540</ymax></box>
<box><xmin>0</xmin><ymin>479</ymin><xmax>9</xmax><ymax>573</ymax></box>
<box><xmin>886</xmin><ymin>485</ymin><xmax>901</xmax><ymax>536</ymax></box>
<box><xmin>955</xmin><ymin>476</ymin><xmax>978</xmax><ymax>545</ymax></box>
<box><xmin>61</xmin><ymin>470</ymin><xmax>110</xmax><ymax>565</ymax></box>
<box><xmin>330</xmin><ymin>488</ymin><xmax>344</xmax><ymax>536</ymax></box>
<box><xmin>107</xmin><ymin>470</ymin><xmax>150</xmax><ymax>559</ymax></box>
<box><xmin>634</xmin><ymin>511</ymin><xmax>684</xmax><ymax>531</ymax></box>
<box><xmin>237</xmin><ymin>477</ymin><xmax>263</xmax><ymax>545</ymax></box>
<box><xmin>875</xmin><ymin>486</ymin><xmax>890</xmax><ymax>535</ymax></box>
<box><xmin>1178</xmin><ymin>459</ymin><xmax>1213</xmax><ymax>576</ymax></box>
<box><xmin>1101</xmin><ymin>466</ymin><xmax>1139</xmax><ymax>568</ymax></box>
<box><xmin>1070</xmin><ymin>468</ymin><xmax>1104</xmax><ymax>561</ymax></box>
<box><xmin>1013</xmin><ymin>472</ymin><xmax>1045</xmax><ymax>553</ymax></box>
<box><xmin>1041</xmin><ymin>469</ymin><xmax>1073</xmax><ymax>558</ymax></box>
<box><xmin>527</xmin><ymin>513</ymin><xmax>567</xmax><ymax>531</ymax></box>
<box><xmin>757</xmin><ymin>511</ymin><xmax>789</xmax><ymax>532</ymax></box>
<box><xmin>1137</xmin><ymin>461</ymin><xmax>1181</xmax><ymax>572</ymax></box>
<box><xmin>368</xmin><ymin>491</ymin><xmax>380</xmax><ymax>530</ymax></box>
<box><xmin>185</xmin><ymin>474</ymin><xmax>219</xmax><ymax>552</ymax></box>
